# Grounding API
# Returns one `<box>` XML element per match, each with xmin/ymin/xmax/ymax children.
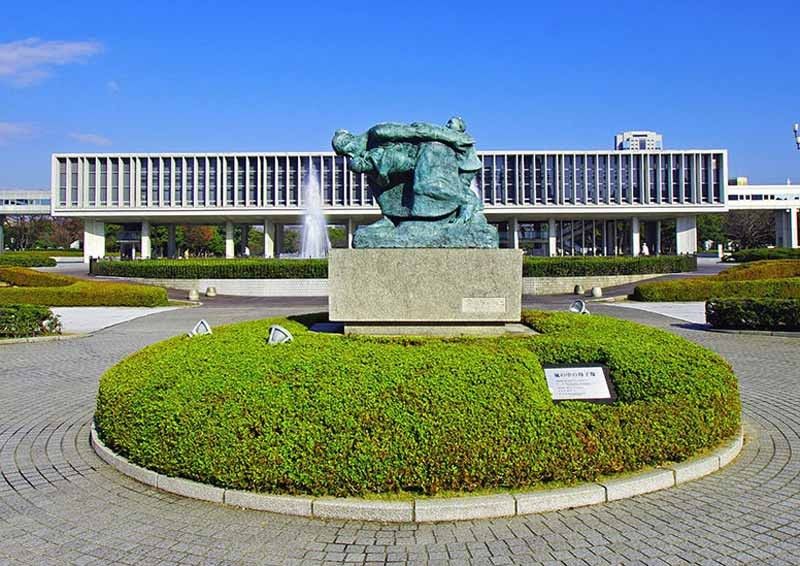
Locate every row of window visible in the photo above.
<box><xmin>1</xmin><ymin>198</ymin><xmax>51</xmax><ymax>206</ymax></box>
<box><xmin>56</xmin><ymin>152</ymin><xmax>725</xmax><ymax>209</ymax></box>
<box><xmin>729</xmin><ymin>193</ymin><xmax>800</xmax><ymax>201</ymax></box>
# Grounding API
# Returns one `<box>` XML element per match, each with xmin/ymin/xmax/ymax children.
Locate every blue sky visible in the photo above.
<box><xmin>1</xmin><ymin>0</ymin><xmax>799</xmax><ymax>187</ymax></box>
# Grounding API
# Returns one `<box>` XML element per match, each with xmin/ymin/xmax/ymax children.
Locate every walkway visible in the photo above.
<box><xmin>1</xmin><ymin>298</ymin><xmax>798</xmax><ymax>565</ymax></box>
<box><xmin>51</xmin><ymin>306</ymin><xmax>182</xmax><ymax>334</ymax></box>
<box><xmin>607</xmin><ymin>302</ymin><xmax>707</xmax><ymax>325</ymax></box>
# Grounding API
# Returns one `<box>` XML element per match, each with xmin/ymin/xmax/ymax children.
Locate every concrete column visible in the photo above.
<box><xmin>631</xmin><ymin>217</ymin><xmax>640</xmax><ymax>257</ymax></box>
<box><xmin>83</xmin><ymin>219</ymin><xmax>105</xmax><ymax>263</ymax></box>
<box><xmin>141</xmin><ymin>220</ymin><xmax>151</xmax><ymax>259</ymax></box>
<box><xmin>0</xmin><ymin>215</ymin><xmax>4</xmax><ymax>254</ymax></box>
<box><xmin>676</xmin><ymin>216</ymin><xmax>698</xmax><ymax>255</ymax></box>
<box><xmin>346</xmin><ymin>218</ymin><xmax>354</xmax><ymax>249</ymax></box>
<box><xmin>263</xmin><ymin>218</ymin><xmax>274</xmax><ymax>258</ymax></box>
<box><xmin>790</xmin><ymin>209</ymin><xmax>799</xmax><ymax>249</ymax></box>
<box><xmin>599</xmin><ymin>221</ymin><xmax>606</xmax><ymax>256</ymax></box>
<box><xmin>655</xmin><ymin>220</ymin><xmax>662</xmax><ymax>255</ymax></box>
<box><xmin>167</xmin><ymin>225</ymin><xmax>177</xmax><ymax>258</ymax></box>
<box><xmin>510</xmin><ymin>217</ymin><xmax>520</xmax><ymax>249</ymax></box>
<box><xmin>547</xmin><ymin>218</ymin><xmax>557</xmax><ymax>256</ymax></box>
<box><xmin>225</xmin><ymin>221</ymin><xmax>234</xmax><ymax>258</ymax></box>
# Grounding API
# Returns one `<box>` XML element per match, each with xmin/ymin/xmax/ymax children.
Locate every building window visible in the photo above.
<box><xmin>197</xmin><ymin>159</ymin><xmax>206</xmax><ymax>206</ymax></box>
<box><xmin>111</xmin><ymin>159</ymin><xmax>119</xmax><ymax>206</ymax></box>
<box><xmin>88</xmin><ymin>160</ymin><xmax>96</xmax><ymax>206</ymax></box>
<box><xmin>236</xmin><ymin>157</ymin><xmax>245</xmax><ymax>204</ymax></box>
<box><xmin>151</xmin><ymin>159</ymin><xmax>160</xmax><ymax>205</ymax></box>
<box><xmin>209</xmin><ymin>158</ymin><xmax>218</xmax><ymax>205</ymax></box>
<box><xmin>140</xmin><ymin>160</ymin><xmax>148</xmax><ymax>205</ymax></box>
<box><xmin>100</xmin><ymin>160</ymin><xmax>108</xmax><ymax>205</ymax></box>
<box><xmin>70</xmin><ymin>159</ymin><xmax>79</xmax><ymax>206</ymax></box>
<box><xmin>186</xmin><ymin>160</ymin><xmax>194</xmax><ymax>206</ymax></box>
<box><xmin>175</xmin><ymin>159</ymin><xmax>183</xmax><ymax>206</ymax></box>
<box><xmin>122</xmin><ymin>159</ymin><xmax>131</xmax><ymax>206</ymax></box>
<box><xmin>162</xmin><ymin>158</ymin><xmax>171</xmax><ymax>205</ymax></box>
<box><xmin>58</xmin><ymin>160</ymin><xmax>67</xmax><ymax>206</ymax></box>
<box><xmin>249</xmin><ymin>157</ymin><xmax>258</xmax><ymax>204</ymax></box>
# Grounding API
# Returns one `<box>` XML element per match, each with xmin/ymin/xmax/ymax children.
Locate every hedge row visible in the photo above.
<box><xmin>94</xmin><ymin>258</ymin><xmax>328</xmax><ymax>279</ymax></box>
<box><xmin>0</xmin><ymin>304</ymin><xmax>61</xmax><ymax>338</ymax></box>
<box><xmin>0</xmin><ymin>251</ymin><xmax>57</xmax><ymax>267</ymax></box>
<box><xmin>93</xmin><ymin>255</ymin><xmax>695</xmax><ymax>280</ymax></box>
<box><xmin>95</xmin><ymin>311</ymin><xmax>740</xmax><ymax>497</ymax></box>
<box><xmin>0</xmin><ymin>268</ymin><xmax>168</xmax><ymax>307</ymax></box>
<box><xmin>729</xmin><ymin>248</ymin><xmax>800</xmax><ymax>263</ymax></box>
<box><xmin>706</xmin><ymin>298</ymin><xmax>800</xmax><ymax>330</ymax></box>
<box><xmin>631</xmin><ymin>260</ymin><xmax>800</xmax><ymax>301</ymax></box>
<box><xmin>522</xmin><ymin>255</ymin><xmax>696</xmax><ymax>277</ymax></box>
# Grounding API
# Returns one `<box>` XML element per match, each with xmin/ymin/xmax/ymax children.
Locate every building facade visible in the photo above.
<box><xmin>0</xmin><ymin>190</ymin><xmax>52</xmax><ymax>253</ymax></box>
<box><xmin>614</xmin><ymin>131</ymin><xmax>663</xmax><ymax>151</ymax></box>
<box><xmin>51</xmin><ymin>149</ymin><xmax>728</xmax><ymax>262</ymax></box>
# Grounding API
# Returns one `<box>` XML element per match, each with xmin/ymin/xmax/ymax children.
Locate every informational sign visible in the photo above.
<box><xmin>461</xmin><ymin>297</ymin><xmax>506</xmax><ymax>314</ymax></box>
<box><xmin>543</xmin><ymin>364</ymin><xmax>616</xmax><ymax>403</ymax></box>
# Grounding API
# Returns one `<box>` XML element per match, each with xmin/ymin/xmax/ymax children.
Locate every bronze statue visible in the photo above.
<box><xmin>332</xmin><ymin>117</ymin><xmax>498</xmax><ymax>248</ymax></box>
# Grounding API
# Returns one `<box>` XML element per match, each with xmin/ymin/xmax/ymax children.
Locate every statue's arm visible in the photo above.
<box><xmin>370</xmin><ymin>122</ymin><xmax>474</xmax><ymax>148</ymax></box>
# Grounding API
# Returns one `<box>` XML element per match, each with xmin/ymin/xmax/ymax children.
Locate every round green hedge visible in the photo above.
<box><xmin>95</xmin><ymin>311</ymin><xmax>740</xmax><ymax>497</ymax></box>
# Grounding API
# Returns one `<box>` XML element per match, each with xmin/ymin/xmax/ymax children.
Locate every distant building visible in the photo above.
<box><xmin>615</xmin><ymin>131</ymin><xmax>663</xmax><ymax>151</ymax></box>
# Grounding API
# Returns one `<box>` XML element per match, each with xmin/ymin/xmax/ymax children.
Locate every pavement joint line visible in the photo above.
<box><xmin>90</xmin><ymin>423</ymin><xmax>744</xmax><ymax>523</ymax></box>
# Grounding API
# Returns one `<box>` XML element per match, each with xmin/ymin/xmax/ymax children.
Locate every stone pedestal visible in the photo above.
<box><xmin>329</xmin><ymin>249</ymin><xmax>523</xmax><ymax>335</ymax></box>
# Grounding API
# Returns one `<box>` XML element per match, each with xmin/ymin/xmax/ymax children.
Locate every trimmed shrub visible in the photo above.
<box><xmin>0</xmin><ymin>304</ymin><xmax>61</xmax><ymax>338</ymax></box>
<box><xmin>632</xmin><ymin>277</ymin><xmax>800</xmax><ymax>301</ymax></box>
<box><xmin>522</xmin><ymin>255</ymin><xmax>696</xmax><ymax>277</ymax></box>
<box><xmin>632</xmin><ymin>260</ymin><xmax>800</xmax><ymax>301</ymax></box>
<box><xmin>730</xmin><ymin>248</ymin><xmax>800</xmax><ymax>263</ymax></box>
<box><xmin>713</xmin><ymin>260</ymin><xmax>800</xmax><ymax>281</ymax></box>
<box><xmin>93</xmin><ymin>258</ymin><xmax>328</xmax><ymax>279</ymax></box>
<box><xmin>95</xmin><ymin>311</ymin><xmax>740</xmax><ymax>497</ymax></box>
<box><xmin>706</xmin><ymin>298</ymin><xmax>800</xmax><ymax>330</ymax></box>
<box><xmin>93</xmin><ymin>256</ymin><xmax>696</xmax><ymax>280</ymax></box>
<box><xmin>0</xmin><ymin>268</ymin><xmax>168</xmax><ymax>307</ymax></box>
<box><xmin>0</xmin><ymin>267</ymin><xmax>73</xmax><ymax>287</ymax></box>
<box><xmin>0</xmin><ymin>252</ymin><xmax>57</xmax><ymax>267</ymax></box>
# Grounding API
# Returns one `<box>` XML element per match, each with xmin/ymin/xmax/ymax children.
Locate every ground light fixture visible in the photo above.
<box><xmin>187</xmin><ymin>320</ymin><xmax>212</xmax><ymax>337</ymax></box>
<box><xmin>267</xmin><ymin>324</ymin><xmax>293</xmax><ymax>345</ymax></box>
<box><xmin>569</xmin><ymin>299</ymin><xmax>590</xmax><ymax>315</ymax></box>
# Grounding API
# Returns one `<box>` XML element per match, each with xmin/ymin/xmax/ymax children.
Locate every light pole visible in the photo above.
<box><xmin>794</xmin><ymin>123</ymin><xmax>800</xmax><ymax>150</ymax></box>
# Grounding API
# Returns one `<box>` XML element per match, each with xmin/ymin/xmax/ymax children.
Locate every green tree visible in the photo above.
<box><xmin>697</xmin><ymin>214</ymin><xmax>727</xmax><ymax>247</ymax></box>
<box><xmin>244</xmin><ymin>228</ymin><xmax>262</xmax><ymax>256</ymax></box>
<box><xmin>282</xmin><ymin>228</ymin><xmax>300</xmax><ymax>254</ymax></box>
<box><xmin>327</xmin><ymin>226</ymin><xmax>347</xmax><ymax>248</ymax></box>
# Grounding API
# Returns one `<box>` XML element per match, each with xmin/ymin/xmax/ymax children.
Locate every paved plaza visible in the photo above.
<box><xmin>1</xmin><ymin>298</ymin><xmax>799</xmax><ymax>565</ymax></box>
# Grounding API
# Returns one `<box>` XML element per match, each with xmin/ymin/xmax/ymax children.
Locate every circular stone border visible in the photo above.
<box><xmin>90</xmin><ymin>424</ymin><xmax>743</xmax><ymax>523</ymax></box>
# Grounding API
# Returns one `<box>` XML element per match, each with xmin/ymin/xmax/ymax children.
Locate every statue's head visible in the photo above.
<box><xmin>446</xmin><ymin>116</ymin><xmax>466</xmax><ymax>132</ymax></box>
<box><xmin>332</xmin><ymin>129</ymin><xmax>366</xmax><ymax>157</ymax></box>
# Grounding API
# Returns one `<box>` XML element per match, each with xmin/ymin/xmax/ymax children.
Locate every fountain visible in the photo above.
<box><xmin>300</xmin><ymin>159</ymin><xmax>331</xmax><ymax>258</ymax></box>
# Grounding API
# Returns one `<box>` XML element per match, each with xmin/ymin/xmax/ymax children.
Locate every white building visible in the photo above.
<box><xmin>0</xmin><ymin>189</ymin><xmax>51</xmax><ymax>252</ymax></box>
<box><xmin>615</xmin><ymin>131</ymin><xmax>663</xmax><ymax>151</ymax></box>
<box><xmin>50</xmin><ymin>148</ymin><xmax>733</xmax><ymax>262</ymax></box>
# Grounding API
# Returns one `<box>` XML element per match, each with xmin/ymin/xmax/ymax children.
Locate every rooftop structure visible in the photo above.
<box><xmin>615</xmin><ymin>131</ymin><xmax>663</xmax><ymax>151</ymax></box>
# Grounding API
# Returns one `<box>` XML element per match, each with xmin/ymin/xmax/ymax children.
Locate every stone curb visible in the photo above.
<box><xmin>707</xmin><ymin>328</ymin><xmax>800</xmax><ymax>337</ymax></box>
<box><xmin>90</xmin><ymin>425</ymin><xmax>744</xmax><ymax>523</ymax></box>
<box><xmin>0</xmin><ymin>333</ymin><xmax>84</xmax><ymax>345</ymax></box>
<box><xmin>416</xmin><ymin>494</ymin><xmax>515</xmax><ymax>523</ymax></box>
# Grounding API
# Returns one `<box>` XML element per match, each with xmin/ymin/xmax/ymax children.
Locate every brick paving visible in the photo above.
<box><xmin>1</xmin><ymin>299</ymin><xmax>799</xmax><ymax>565</ymax></box>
